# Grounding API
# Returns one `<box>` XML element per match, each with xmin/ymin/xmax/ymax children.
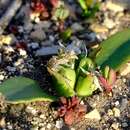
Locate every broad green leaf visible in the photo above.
<box><xmin>78</xmin><ymin>0</ymin><xmax>100</xmax><ymax>18</ymax></box>
<box><xmin>76</xmin><ymin>57</ymin><xmax>95</xmax><ymax>77</ymax></box>
<box><xmin>48</xmin><ymin>67</ymin><xmax>75</xmax><ymax>97</ymax></box>
<box><xmin>75</xmin><ymin>75</ymin><xmax>94</xmax><ymax>96</ymax></box>
<box><xmin>0</xmin><ymin>77</ymin><xmax>56</xmax><ymax>104</ymax></box>
<box><xmin>78</xmin><ymin>0</ymin><xmax>88</xmax><ymax>10</ymax></box>
<box><xmin>95</xmin><ymin>29</ymin><xmax>130</xmax><ymax>71</ymax></box>
<box><xmin>60</xmin><ymin>28</ymin><xmax>72</xmax><ymax>42</ymax></box>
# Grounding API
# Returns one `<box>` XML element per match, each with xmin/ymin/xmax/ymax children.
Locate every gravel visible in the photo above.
<box><xmin>0</xmin><ymin>0</ymin><xmax>130</xmax><ymax>130</ymax></box>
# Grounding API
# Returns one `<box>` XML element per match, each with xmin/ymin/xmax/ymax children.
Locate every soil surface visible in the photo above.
<box><xmin>0</xmin><ymin>0</ymin><xmax>130</xmax><ymax>130</ymax></box>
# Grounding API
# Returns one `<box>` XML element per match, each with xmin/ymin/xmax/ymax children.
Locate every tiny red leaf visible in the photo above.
<box><xmin>58</xmin><ymin>106</ymin><xmax>66</xmax><ymax>117</ymax></box>
<box><xmin>57</xmin><ymin>96</ymin><xmax>87</xmax><ymax>125</ymax></box>
<box><xmin>9</xmin><ymin>25</ymin><xmax>18</xmax><ymax>34</ymax></box>
<box><xmin>60</xmin><ymin>97</ymin><xmax>67</xmax><ymax>105</ymax></box>
<box><xmin>108</xmin><ymin>69</ymin><xmax>116</xmax><ymax>85</ymax></box>
<box><xmin>31</xmin><ymin>0</ymin><xmax>46</xmax><ymax>13</ymax></box>
<box><xmin>99</xmin><ymin>76</ymin><xmax>113</xmax><ymax>92</ymax></box>
<box><xmin>49</xmin><ymin>0</ymin><xmax>59</xmax><ymax>8</ymax></box>
<box><xmin>71</xmin><ymin>96</ymin><xmax>80</xmax><ymax>107</ymax></box>
<box><xmin>64</xmin><ymin>109</ymin><xmax>74</xmax><ymax>125</ymax></box>
<box><xmin>16</xmin><ymin>42</ymin><xmax>27</xmax><ymax>50</ymax></box>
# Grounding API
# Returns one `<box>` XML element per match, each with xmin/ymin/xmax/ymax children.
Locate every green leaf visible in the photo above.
<box><xmin>53</xmin><ymin>5</ymin><xmax>69</xmax><ymax>21</ymax></box>
<box><xmin>78</xmin><ymin>0</ymin><xmax>88</xmax><ymax>10</ymax></box>
<box><xmin>60</xmin><ymin>28</ymin><xmax>72</xmax><ymax>42</ymax></box>
<box><xmin>75</xmin><ymin>75</ymin><xmax>94</xmax><ymax>96</ymax></box>
<box><xmin>0</xmin><ymin>77</ymin><xmax>56</xmax><ymax>104</ymax></box>
<box><xmin>49</xmin><ymin>67</ymin><xmax>75</xmax><ymax>97</ymax></box>
<box><xmin>95</xmin><ymin>29</ymin><xmax>130</xmax><ymax>71</ymax></box>
<box><xmin>76</xmin><ymin>57</ymin><xmax>95</xmax><ymax>77</ymax></box>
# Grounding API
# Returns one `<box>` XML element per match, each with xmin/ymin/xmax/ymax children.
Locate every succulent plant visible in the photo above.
<box><xmin>51</xmin><ymin>1</ymin><xmax>69</xmax><ymax>21</ymax></box>
<box><xmin>78</xmin><ymin>0</ymin><xmax>100</xmax><ymax>18</ymax></box>
<box><xmin>47</xmin><ymin>52</ymin><xmax>77</xmax><ymax>97</ymax></box>
<box><xmin>57</xmin><ymin>96</ymin><xmax>86</xmax><ymax>125</ymax></box>
<box><xmin>98</xmin><ymin>66</ymin><xmax>116</xmax><ymax>92</ymax></box>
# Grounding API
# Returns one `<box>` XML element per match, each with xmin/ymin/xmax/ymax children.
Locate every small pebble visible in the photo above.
<box><xmin>0</xmin><ymin>117</ymin><xmax>6</xmax><ymax>128</ymax></box>
<box><xmin>85</xmin><ymin>109</ymin><xmax>101</xmax><ymax>120</ymax></box>
<box><xmin>19</xmin><ymin>49</ymin><xmax>27</xmax><ymax>57</ymax></box>
<box><xmin>113</xmin><ymin>107</ymin><xmax>120</xmax><ymax>117</ymax></box>
<box><xmin>14</xmin><ymin>59</ymin><xmax>24</xmax><ymax>66</ymax></box>
<box><xmin>120</xmin><ymin>98</ymin><xmax>128</xmax><ymax>111</ymax></box>
<box><xmin>114</xmin><ymin>101</ymin><xmax>120</xmax><ymax>106</ymax></box>
<box><xmin>122</xmin><ymin>78</ymin><xmax>127</xmax><ymax>83</ymax></box>
<box><xmin>0</xmin><ymin>35</ymin><xmax>12</xmax><ymax>45</ymax></box>
<box><xmin>90</xmin><ymin>24</ymin><xmax>108</xmax><ymax>33</ymax></box>
<box><xmin>71</xmin><ymin>128</ymin><xmax>75</xmax><ymax>130</ymax></box>
<box><xmin>30</xmin><ymin>29</ymin><xmax>46</xmax><ymax>41</ymax></box>
<box><xmin>24</xmin><ymin>22</ymin><xmax>33</xmax><ymax>32</ymax></box>
<box><xmin>18</xmin><ymin>26</ymin><xmax>24</xmax><ymax>33</ymax></box>
<box><xmin>71</xmin><ymin>23</ymin><xmax>83</xmax><ymax>32</ymax></box>
<box><xmin>103</xmin><ymin>18</ymin><xmax>115</xmax><ymax>29</ymax></box>
<box><xmin>31</xmin><ymin>126</ymin><xmax>38</xmax><ymax>130</ymax></box>
<box><xmin>46</xmin><ymin>123</ymin><xmax>52</xmax><ymax>129</ymax></box>
<box><xmin>55</xmin><ymin>120</ymin><xmax>63</xmax><ymax>129</ymax></box>
<box><xmin>4</xmin><ymin>46</ymin><xmax>14</xmax><ymax>53</ymax></box>
<box><xmin>49</xmin><ymin>35</ymin><xmax>55</xmax><ymax>42</ymax></box>
<box><xmin>111</xmin><ymin>122</ymin><xmax>119</xmax><ymax>130</ymax></box>
<box><xmin>7</xmin><ymin>125</ymin><xmax>13</xmax><ymax>130</ymax></box>
<box><xmin>122</xmin><ymin>122</ymin><xmax>128</xmax><ymax>127</ymax></box>
<box><xmin>0</xmin><ymin>74</ymin><xmax>4</xmax><ymax>80</ymax></box>
<box><xmin>88</xmin><ymin>32</ymin><xmax>97</xmax><ymax>42</ymax></box>
<box><xmin>39</xmin><ymin>114</ymin><xmax>46</xmax><ymax>119</ymax></box>
<box><xmin>7</xmin><ymin>66</ymin><xmax>16</xmax><ymax>72</ymax></box>
<box><xmin>30</xmin><ymin>12</ymin><xmax>40</xmax><ymax>22</ymax></box>
<box><xmin>25</xmin><ymin>106</ymin><xmax>37</xmax><ymax>115</ymax></box>
<box><xmin>0</xmin><ymin>53</ymin><xmax>1</xmax><ymax>64</ymax></box>
<box><xmin>39</xmin><ymin>127</ymin><xmax>46</xmax><ymax>130</ymax></box>
<box><xmin>34</xmin><ymin>21</ymin><xmax>51</xmax><ymax>30</ymax></box>
<box><xmin>120</xmin><ymin>63</ymin><xmax>130</xmax><ymax>76</ymax></box>
<box><xmin>106</xmin><ymin>1</ymin><xmax>124</xmax><ymax>12</ymax></box>
<box><xmin>107</xmin><ymin>109</ymin><xmax>113</xmax><ymax>116</ymax></box>
<box><xmin>30</xmin><ymin>42</ymin><xmax>39</xmax><ymax>49</ymax></box>
<box><xmin>35</xmin><ymin>46</ymin><xmax>59</xmax><ymax>56</ymax></box>
<box><xmin>35</xmin><ymin>17</ymin><xmax>40</xmax><ymax>23</ymax></box>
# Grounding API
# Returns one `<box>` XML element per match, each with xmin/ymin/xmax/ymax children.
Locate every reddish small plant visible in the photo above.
<box><xmin>31</xmin><ymin>0</ymin><xmax>46</xmax><ymax>13</ymax></box>
<box><xmin>15</xmin><ymin>41</ymin><xmax>27</xmax><ymax>50</ymax></box>
<box><xmin>99</xmin><ymin>69</ymin><xmax>116</xmax><ymax>92</ymax></box>
<box><xmin>57</xmin><ymin>96</ymin><xmax>87</xmax><ymax>125</ymax></box>
<box><xmin>49</xmin><ymin>0</ymin><xmax>59</xmax><ymax>8</ymax></box>
<box><xmin>31</xmin><ymin>0</ymin><xmax>59</xmax><ymax>19</ymax></box>
<box><xmin>31</xmin><ymin>0</ymin><xmax>49</xmax><ymax>19</ymax></box>
<box><xmin>9</xmin><ymin>25</ymin><xmax>19</xmax><ymax>34</ymax></box>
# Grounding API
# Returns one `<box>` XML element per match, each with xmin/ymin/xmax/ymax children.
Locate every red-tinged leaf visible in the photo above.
<box><xmin>58</xmin><ymin>106</ymin><xmax>66</xmax><ymax>117</ymax></box>
<box><xmin>31</xmin><ymin>1</ymin><xmax>46</xmax><ymax>13</ymax></box>
<box><xmin>60</xmin><ymin>97</ymin><xmax>67</xmax><ymax>105</ymax></box>
<box><xmin>59</xmin><ymin>21</ymin><xmax>65</xmax><ymax>32</ymax></box>
<box><xmin>77</xmin><ymin>105</ymin><xmax>86</xmax><ymax>113</ymax></box>
<box><xmin>74</xmin><ymin>105</ymin><xmax>86</xmax><ymax>122</ymax></box>
<box><xmin>40</xmin><ymin>11</ymin><xmax>49</xmax><ymax>19</ymax></box>
<box><xmin>49</xmin><ymin>0</ymin><xmax>59</xmax><ymax>8</ymax></box>
<box><xmin>57</xmin><ymin>96</ymin><xmax>87</xmax><ymax>125</ymax></box>
<box><xmin>99</xmin><ymin>76</ymin><xmax>113</xmax><ymax>92</ymax></box>
<box><xmin>99</xmin><ymin>76</ymin><xmax>108</xmax><ymax>87</ymax></box>
<box><xmin>108</xmin><ymin>69</ymin><xmax>116</xmax><ymax>85</ymax></box>
<box><xmin>67</xmin><ymin>98</ymin><xmax>72</xmax><ymax>109</ymax></box>
<box><xmin>9</xmin><ymin>25</ymin><xmax>18</xmax><ymax>34</ymax></box>
<box><xmin>16</xmin><ymin>42</ymin><xmax>27</xmax><ymax>50</ymax></box>
<box><xmin>71</xmin><ymin>96</ymin><xmax>80</xmax><ymax>107</ymax></box>
<box><xmin>105</xmin><ymin>85</ymin><xmax>113</xmax><ymax>93</ymax></box>
<box><xmin>64</xmin><ymin>109</ymin><xmax>74</xmax><ymax>125</ymax></box>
